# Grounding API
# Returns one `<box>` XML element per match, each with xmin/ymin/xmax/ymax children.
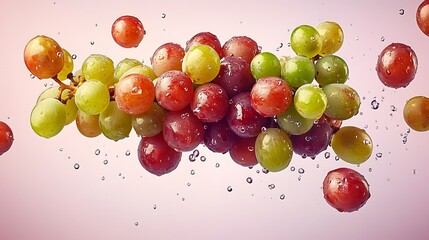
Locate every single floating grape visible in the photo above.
<box><xmin>417</xmin><ymin>1</ymin><xmax>429</xmax><ymax>36</ymax></box>
<box><xmin>111</xmin><ymin>15</ymin><xmax>145</xmax><ymax>48</ymax></box>
<box><xmin>331</xmin><ymin>126</ymin><xmax>373</xmax><ymax>165</ymax></box>
<box><xmin>0</xmin><ymin>121</ymin><xmax>14</xmax><ymax>155</ymax></box>
<box><xmin>403</xmin><ymin>96</ymin><xmax>429</xmax><ymax>132</ymax></box>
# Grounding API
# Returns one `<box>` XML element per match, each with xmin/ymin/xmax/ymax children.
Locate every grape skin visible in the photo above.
<box><xmin>30</xmin><ymin>98</ymin><xmax>66</xmax><ymax>138</ymax></box>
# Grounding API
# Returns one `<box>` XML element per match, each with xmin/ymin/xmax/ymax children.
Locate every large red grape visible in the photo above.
<box><xmin>111</xmin><ymin>15</ymin><xmax>145</xmax><ymax>48</ymax></box>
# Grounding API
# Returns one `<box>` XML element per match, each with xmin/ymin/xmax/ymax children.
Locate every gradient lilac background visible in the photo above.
<box><xmin>1</xmin><ymin>0</ymin><xmax>429</xmax><ymax>239</ymax></box>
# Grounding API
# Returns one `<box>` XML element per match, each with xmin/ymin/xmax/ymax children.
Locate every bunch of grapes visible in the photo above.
<box><xmin>24</xmin><ymin>17</ymin><xmax>376</xmax><ymax>212</ymax></box>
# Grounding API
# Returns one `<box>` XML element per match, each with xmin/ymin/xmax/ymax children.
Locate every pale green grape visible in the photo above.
<box><xmin>57</xmin><ymin>49</ymin><xmax>74</xmax><ymax>80</ymax></box>
<box><xmin>255</xmin><ymin>128</ymin><xmax>293</xmax><ymax>172</ymax></box>
<box><xmin>250</xmin><ymin>52</ymin><xmax>281</xmax><ymax>80</ymax></box>
<box><xmin>277</xmin><ymin>103</ymin><xmax>314</xmax><ymax>135</ymax></box>
<box><xmin>322</xmin><ymin>83</ymin><xmax>360</xmax><ymax>120</ymax></box>
<box><xmin>37</xmin><ymin>87</ymin><xmax>78</xmax><ymax>125</ymax></box>
<box><xmin>182</xmin><ymin>45</ymin><xmax>220</xmax><ymax>84</ymax></box>
<box><xmin>75</xmin><ymin>81</ymin><xmax>110</xmax><ymax>115</ymax></box>
<box><xmin>82</xmin><ymin>54</ymin><xmax>114</xmax><ymax>85</ymax></box>
<box><xmin>294</xmin><ymin>84</ymin><xmax>327</xmax><ymax>120</ymax></box>
<box><xmin>121</xmin><ymin>64</ymin><xmax>157</xmax><ymax>80</ymax></box>
<box><xmin>30</xmin><ymin>98</ymin><xmax>66</xmax><ymax>138</ymax></box>
<box><xmin>114</xmin><ymin>58</ymin><xmax>142</xmax><ymax>79</ymax></box>
<box><xmin>315</xmin><ymin>55</ymin><xmax>349</xmax><ymax>86</ymax></box>
<box><xmin>99</xmin><ymin>101</ymin><xmax>132</xmax><ymax>141</ymax></box>
<box><xmin>290</xmin><ymin>25</ymin><xmax>322</xmax><ymax>58</ymax></box>
<box><xmin>281</xmin><ymin>55</ymin><xmax>315</xmax><ymax>89</ymax></box>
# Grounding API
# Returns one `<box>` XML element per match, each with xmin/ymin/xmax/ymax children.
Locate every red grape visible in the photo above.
<box><xmin>226</xmin><ymin>92</ymin><xmax>268</xmax><ymax>138</ymax></box>
<box><xmin>151</xmin><ymin>42</ymin><xmax>185</xmax><ymax>77</ymax></box>
<box><xmin>24</xmin><ymin>35</ymin><xmax>64</xmax><ymax>79</ymax></box>
<box><xmin>250</xmin><ymin>77</ymin><xmax>293</xmax><ymax>117</ymax></box>
<box><xmin>186</xmin><ymin>32</ymin><xmax>222</xmax><ymax>56</ymax></box>
<box><xmin>323</xmin><ymin>167</ymin><xmax>371</xmax><ymax>212</ymax></box>
<box><xmin>290</xmin><ymin>118</ymin><xmax>333</xmax><ymax>158</ymax></box>
<box><xmin>190</xmin><ymin>83</ymin><xmax>229</xmax><ymax>122</ymax></box>
<box><xmin>115</xmin><ymin>74</ymin><xmax>155</xmax><ymax>115</ymax></box>
<box><xmin>138</xmin><ymin>133</ymin><xmax>182</xmax><ymax>176</ymax></box>
<box><xmin>222</xmin><ymin>36</ymin><xmax>260</xmax><ymax>64</ymax></box>
<box><xmin>0</xmin><ymin>121</ymin><xmax>14</xmax><ymax>155</ymax></box>
<box><xmin>212</xmin><ymin>56</ymin><xmax>255</xmax><ymax>97</ymax></box>
<box><xmin>111</xmin><ymin>15</ymin><xmax>145</xmax><ymax>48</ymax></box>
<box><xmin>155</xmin><ymin>70</ymin><xmax>193</xmax><ymax>111</ymax></box>
<box><xmin>417</xmin><ymin>0</ymin><xmax>429</xmax><ymax>36</ymax></box>
<box><xmin>229</xmin><ymin>136</ymin><xmax>258</xmax><ymax>167</ymax></box>
<box><xmin>204</xmin><ymin>119</ymin><xmax>237</xmax><ymax>153</ymax></box>
<box><xmin>376</xmin><ymin>43</ymin><xmax>418</xmax><ymax>88</ymax></box>
<box><xmin>163</xmin><ymin>107</ymin><xmax>205</xmax><ymax>152</ymax></box>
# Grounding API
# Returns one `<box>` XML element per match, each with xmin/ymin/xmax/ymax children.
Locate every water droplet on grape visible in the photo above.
<box><xmin>131</xmin><ymin>86</ymin><xmax>142</xmax><ymax>94</ymax></box>
<box><xmin>74</xmin><ymin>163</ymin><xmax>80</xmax><ymax>169</ymax></box>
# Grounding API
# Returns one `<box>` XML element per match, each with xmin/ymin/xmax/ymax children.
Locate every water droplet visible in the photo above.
<box><xmin>131</xmin><ymin>86</ymin><xmax>142</xmax><ymax>94</ymax></box>
<box><xmin>376</xmin><ymin>152</ymin><xmax>383</xmax><ymax>158</ymax></box>
<box><xmin>276</xmin><ymin>43</ymin><xmax>283</xmax><ymax>51</ymax></box>
<box><xmin>59</xmin><ymin>148</ymin><xmax>63</xmax><ymax>152</ymax></box>
<box><xmin>101</xmin><ymin>176</ymin><xmax>105</xmax><ymax>181</ymax></box>
<box><xmin>298</xmin><ymin>175</ymin><xmax>302</xmax><ymax>181</ymax></box>
<box><xmin>135</xmin><ymin>222</ymin><xmax>139</xmax><ymax>226</ymax></box>
<box><xmin>125</xmin><ymin>150</ymin><xmax>131</xmax><ymax>156</ymax></box>
<box><xmin>95</xmin><ymin>149</ymin><xmax>100</xmax><ymax>155</ymax></box>
<box><xmin>190</xmin><ymin>169</ymin><xmax>195</xmax><ymax>175</ymax></box>
<box><xmin>381</xmin><ymin>36</ymin><xmax>385</xmax><ymax>42</ymax></box>
<box><xmin>335</xmin><ymin>156</ymin><xmax>340</xmax><ymax>161</ymax></box>
<box><xmin>413</xmin><ymin>169</ymin><xmax>416</xmax><ymax>174</ymax></box>
<box><xmin>290</xmin><ymin>166</ymin><xmax>296</xmax><ymax>171</ymax></box>
<box><xmin>200</xmin><ymin>156</ymin><xmax>206</xmax><ymax>162</ymax></box>
<box><xmin>227</xmin><ymin>186</ymin><xmax>233</xmax><ymax>192</ymax></box>
<box><xmin>246</xmin><ymin>177</ymin><xmax>253</xmax><ymax>184</ymax></box>
<box><xmin>369</xmin><ymin>168</ymin><xmax>372</xmax><ymax>172</ymax></box>
<box><xmin>30</xmin><ymin>73</ymin><xmax>35</xmax><ymax>79</ymax></box>
<box><xmin>280</xmin><ymin>194</ymin><xmax>285</xmax><ymax>200</ymax></box>
<box><xmin>390</xmin><ymin>105</ymin><xmax>397</xmax><ymax>112</ymax></box>
<box><xmin>74</xmin><ymin>163</ymin><xmax>80</xmax><ymax>169</ymax></box>
<box><xmin>298</xmin><ymin>168</ymin><xmax>305</xmax><ymax>174</ymax></box>
<box><xmin>261</xmin><ymin>127</ymin><xmax>267</xmax><ymax>133</ymax></box>
<box><xmin>399</xmin><ymin>9</ymin><xmax>405</xmax><ymax>15</ymax></box>
<box><xmin>215</xmin><ymin>163</ymin><xmax>220</xmax><ymax>168</ymax></box>
<box><xmin>262</xmin><ymin>168</ymin><xmax>269</xmax><ymax>174</ymax></box>
<box><xmin>324</xmin><ymin>152</ymin><xmax>331</xmax><ymax>159</ymax></box>
<box><xmin>187</xmin><ymin>182</ymin><xmax>191</xmax><ymax>187</ymax></box>
<box><xmin>103</xmin><ymin>159</ymin><xmax>108</xmax><ymax>165</ymax></box>
<box><xmin>71</xmin><ymin>54</ymin><xmax>77</xmax><ymax>60</ymax></box>
<box><xmin>192</xmin><ymin>149</ymin><xmax>199</xmax><ymax>158</ymax></box>
<box><xmin>153</xmin><ymin>204</ymin><xmax>157</xmax><ymax>209</ymax></box>
<box><xmin>161</xmin><ymin>13</ymin><xmax>166</xmax><ymax>18</ymax></box>
<box><xmin>371</xmin><ymin>99</ymin><xmax>380</xmax><ymax>109</ymax></box>
<box><xmin>268</xmin><ymin>184</ymin><xmax>275</xmax><ymax>190</ymax></box>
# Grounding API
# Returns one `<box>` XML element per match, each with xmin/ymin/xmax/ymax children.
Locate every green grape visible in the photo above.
<box><xmin>57</xmin><ymin>49</ymin><xmax>74</xmax><ymax>81</ymax></box>
<box><xmin>294</xmin><ymin>84</ymin><xmax>327</xmax><ymax>120</ymax></box>
<box><xmin>255</xmin><ymin>128</ymin><xmax>293</xmax><ymax>172</ymax></box>
<box><xmin>132</xmin><ymin>102</ymin><xmax>166</xmax><ymax>137</ymax></box>
<box><xmin>75</xmin><ymin>110</ymin><xmax>101</xmax><ymax>138</ymax></box>
<box><xmin>182</xmin><ymin>45</ymin><xmax>220</xmax><ymax>84</ymax></box>
<box><xmin>280</xmin><ymin>55</ymin><xmax>315</xmax><ymax>89</ymax></box>
<box><xmin>331</xmin><ymin>126</ymin><xmax>373</xmax><ymax>165</ymax></box>
<box><xmin>323</xmin><ymin>84</ymin><xmax>360</xmax><ymax>120</ymax></box>
<box><xmin>250</xmin><ymin>52</ymin><xmax>281</xmax><ymax>80</ymax></box>
<box><xmin>82</xmin><ymin>54</ymin><xmax>114</xmax><ymax>85</ymax></box>
<box><xmin>36</xmin><ymin>87</ymin><xmax>78</xmax><ymax>125</ymax></box>
<box><xmin>316</xmin><ymin>21</ymin><xmax>344</xmax><ymax>56</ymax></box>
<box><xmin>290</xmin><ymin>25</ymin><xmax>322</xmax><ymax>58</ymax></box>
<box><xmin>277</xmin><ymin>103</ymin><xmax>314</xmax><ymax>135</ymax></box>
<box><xmin>75</xmin><ymin>81</ymin><xmax>110</xmax><ymax>115</ymax></box>
<box><xmin>121</xmin><ymin>64</ymin><xmax>157</xmax><ymax>81</ymax></box>
<box><xmin>99</xmin><ymin>101</ymin><xmax>132</xmax><ymax>141</ymax></box>
<box><xmin>114</xmin><ymin>58</ymin><xmax>142</xmax><ymax>79</ymax></box>
<box><xmin>30</xmin><ymin>98</ymin><xmax>66</xmax><ymax>138</ymax></box>
<box><xmin>315</xmin><ymin>55</ymin><xmax>349</xmax><ymax>86</ymax></box>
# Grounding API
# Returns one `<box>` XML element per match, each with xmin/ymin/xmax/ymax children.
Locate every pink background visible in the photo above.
<box><xmin>1</xmin><ymin>0</ymin><xmax>429</xmax><ymax>239</ymax></box>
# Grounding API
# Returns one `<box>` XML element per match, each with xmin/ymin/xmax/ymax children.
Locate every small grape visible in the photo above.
<box><xmin>322</xmin><ymin>84</ymin><xmax>360</xmax><ymax>120</ymax></box>
<box><xmin>75</xmin><ymin>81</ymin><xmax>110</xmax><ymax>115</ymax></box>
<box><xmin>315</xmin><ymin>55</ymin><xmax>349</xmax><ymax>86</ymax></box>
<box><xmin>294</xmin><ymin>84</ymin><xmax>327</xmax><ymax>120</ymax></box>
<box><xmin>280</xmin><ymin>55</ymin><xmax>315</xmax><ymax>89</ymax></box>
<box><xmin>316</xmin><ymin>21</ymin><xmax>344</xmax><ymax>56</ymax></box>
<box><xmin>30</xmin><ymin>98</ymin><xmax>66</xmax><ymax>138</ymax></box>
<box><xmin>75</xmin><ymin>110</ymin><xmax>101</xmax><ymax>138</ymax></box>
<box><xmin>255</xmin><ymin>128</ymin><xmax>293</xmax><ymax>172</ymax></box>
<box><xmin>331</xmin><ymin>126</ymin><xmax>373</xmax><ymax>165</ymax></box>
<box><xmin>111</xmin><ymin>15</ymin><xmax>145</xmax><ymax>48</ymax></box>
<box><xmin>82</xmin><ymin>54</ymin><xmax>115</xmax><ymax>85</ymax></box>
<box><xmin>99</xmin><ymin>101</ymin><xmax>132</xmax><ymax>141</ymax></box>
<box><xmin>250</xmin><ymin>52</ymin><xmax>281</xmax><ymax>80</ymax></box>
<box><xmin>290</xmin><ymin>25</ymin><xmax>322</xmax><ymax>58</ymax></box>
<box><xmin>182</xmin><ymin>45</ymin><xmax>221</xmax><ymax>84</ymax></box>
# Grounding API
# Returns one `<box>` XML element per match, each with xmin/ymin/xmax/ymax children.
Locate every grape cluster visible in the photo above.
<box><xmin>24</xmin><ymin>18</ymin><xmax>376</xmax><ymax>212</ymax></box>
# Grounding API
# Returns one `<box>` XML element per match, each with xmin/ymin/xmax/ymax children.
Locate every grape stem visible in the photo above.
<box><xmin>52</xmin><ymin>75</ymin><xmax>77</xmax><ymax>104</ymax></box>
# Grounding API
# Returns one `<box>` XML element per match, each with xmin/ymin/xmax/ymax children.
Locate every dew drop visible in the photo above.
<box><xmin>72</xmin><ymin>54</ymin><xmax>77</xmax><ymax>59</ymax></box>
<box><xmin>324</xmin><ymin>152</ymin><xmax>331</xmax><ymax>159</ymax></box>
<box><xmin>335</xmin><ymin>156</ymin><xmax>340</xmax><ymax>161</ymax></box>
